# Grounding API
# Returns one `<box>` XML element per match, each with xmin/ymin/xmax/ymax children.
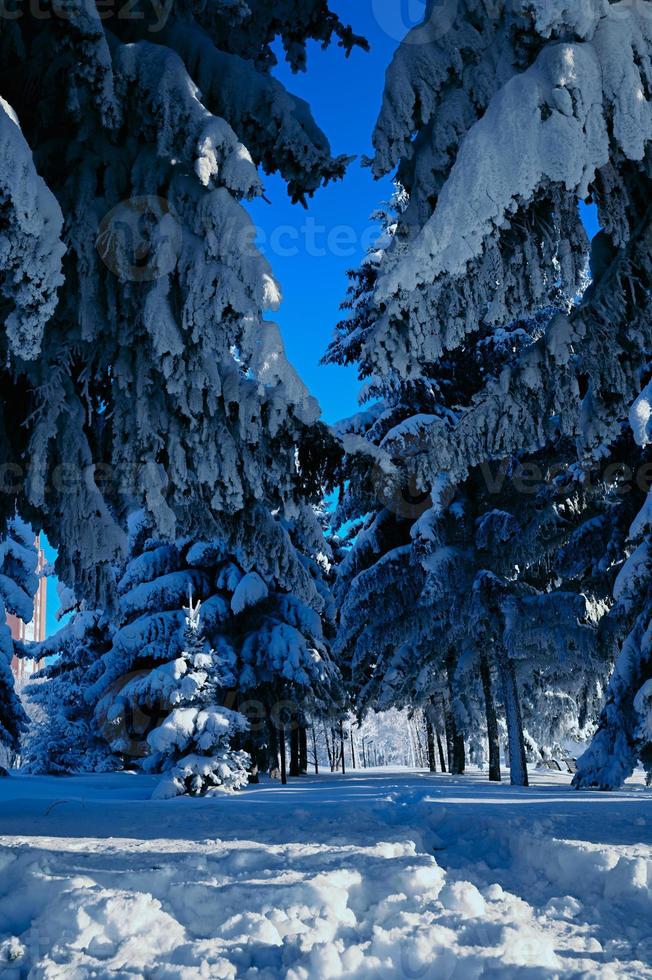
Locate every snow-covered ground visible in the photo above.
<box><xmin>0</xmin><ymin>767</ymin><xmax>650</xmax><ymax>978</ymax></box>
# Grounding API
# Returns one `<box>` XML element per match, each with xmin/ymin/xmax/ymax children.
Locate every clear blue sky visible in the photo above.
<box><xmin>248</xmin><ymin>0</ymin><xmax>401</xmax><ymax>424</ymax></box>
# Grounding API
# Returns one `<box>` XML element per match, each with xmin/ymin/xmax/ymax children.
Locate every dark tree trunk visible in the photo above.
<box><xmin>431</xmin><ymin>700</ymin><xmax>447</xmax><ymax>772</ymax></box>
<box><xmin>289</xmin><ymin>725</ymin><xmax>300</xmax><ymax>777</ymax></box>
<box><xmin>311</xmin><ymin>723</ymin><xmax>319</xmax><ymax>774</ymax></box>
<box><xmin>350</xmin><ymin>727</ymin><xmax>356</xmax><ymax>769</ymax></box>
<box><xmin>446</xmin><ymin>659</ymin><xmax>466</xmax><ymax>775</ymax></box>
<box><xmin>436</xmin><ymin>727</ymin><xmax>447</xmax><ymax>773</ymax></box>
<box><xmin>299</xmin><ymin>726</ymin><xmax>308</xmax><ymax>773</ymax></box>
<box><xmin>279</xmin><ymin>724</ymin><xmax>287</xmax><ymax>785</ymax></box>
<box><xmin>444</xmin><ymin>704</ymin><xmax>454</xmax><ymax>771</ymax></box>
<box><xmin>425</xmin><ymin>714</ymin><xmax>437</xmax><ymax>772</ymax></box>
<box><xmin>339</xmin><ymin>721</ymin><xmax>346</xmax><ymax>774</ymax></box>
<box><xmin>323</xmin><ymin>723</ymin><xmax>333</xmax><ymax>770</ymax></box>
<box><xmin>498</xmin><ymin>656</ymin><xmax>529</xmax><ymax>787</ymax></box>
<box><xmin>267</xmin><ymin>719</ymin><xmax>279</xmax><ymax>776</ymax></box>
<box><xmin>480</xmin><ymin>651</ymin><xmax>502</xmax><ymax>782</ymax></box>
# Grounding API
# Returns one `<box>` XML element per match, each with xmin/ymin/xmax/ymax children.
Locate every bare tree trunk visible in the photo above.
<box><xmin>361</xmin><ymin>738</ymin><xmax>367</xmax><ymax>768</ymax></box>
<box><xmin>289</xmin><ymin>724</ymin><xmax>300</xmax><ymax>777</ymax></box>
<box><xmin>480</xmin><ymin>651</ymin><xmax>502</xmax><ymax>782</ymax></box>
<box><xmin>323</xmin><ymin>722</ymin><xmax>334</xmax><ymax>771</ymax></box>
<box><xmin>267</xmin><ymin>719</ymin><xmax>279</xmax><ymax>776</ymax></box>
<box><xmin>350</xmin><ymin>725</ymin><xmax>356</xmax><ymax>769</ymax></box>
<box><xmin>279</xmin><ymin>724</ymin><xmax>287</xmax><ymax>785</ymax></box>
<box><xmin>429</xmin><ymin>699</ymin><xmax>447</xmax><ymax>772</ymax></box>
<box><xmin>425</xmin><ymin>713</ymin><xmax>437</xmax><ymax>772</ymax></box>
<box><xmin>311</xmin><ymin>723</ymin><xmax>319</xmax><ymax>775</ymax></box>
<box><xmin>436</xmin><ymin>728</ymin><xmax>447</xmax><ymax>772</ymax></box>
<box><xmin>299</xmin><ymin>726</ymin><xmax>308</xmax><ymax>773</ymax></box>
<box><xmin>339</xmin><ymin>721</ymin><xmax>346</xmax><ymax>774</ymax></box>
<box><xmin>446</xmin><ymin>660</ymin><xmax>466</xmax><ymax>775</ymax></box>
<box><xmin>498</xmin><ymin>656</ymin><xmax>528</xmax><ymax>787</ymax></box>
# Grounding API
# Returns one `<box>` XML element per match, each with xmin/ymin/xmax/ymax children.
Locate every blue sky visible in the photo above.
<box><xmin>248</xmin><ymin>0</ymin><xmax>402</xmax><ymax>424</ymax></box>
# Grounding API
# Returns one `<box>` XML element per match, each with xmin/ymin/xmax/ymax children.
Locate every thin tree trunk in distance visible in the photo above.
<box><xmin>311</xmin><ymin>723</ymin><xmax>319</xmax><ymax>775</ymax></box>
<box><xmin>429</xmin><ymin>700</ymin><xmax>447</xmax><ymax>772</ymax></box>
<box><xmin>436</xmin><ymin>728</ymin><xmax>447</xmax><ymax>772</ymax></box>
<box><xmin>499</xmin><ymin>656</ymin><xmax>529</xmax><ymax>787</ymax></box>
<box><xmin>480</xmin><ymin>651</ymin><xmax>502</xmax><ymax>782</ymax></box>
<box><xmin>339</xmin><ymin>721</ymin><xmax>346</xmax><ymax>774</ymax></box>
<box><xmin>289</xmin><ymin>725</ymin><xmax>300</xmax><ymax>777</ymax></box>
<box><xmin>446</xmin><ymin>661</ymin><xmax>466</xmax><ymax>775</ymax></box>
<box><xmin>331</xmin><ymin>728</ymin><xmax>338</xmax><ymax>772</ymax></box>
<box><xmin>323</xmin><ymin>723</ymin><xmax>333</xmax><ymax>771</ymax></box>
<box><xmin>279</xmin><ymin>724</ymin><xmax>287</xmax><ymax>785</ymax></box>
<box><xmin>268</xmin><ymin>719</ymin><xmax>279</xmax><ymax>776</ymax></box>
<box><xmin>425</xmin><ymin>714</ymin><xmax>437</xmax><ymax>772</ymax></box>
<box><xmin>299</xmin><ymin>726</ymin><xmax>308</xmax><ymax>773</ymax></box>
<box><xmin>350</xmin><ymin>726</ymin><xmax>356</xmax><ymax>769</ymax></box>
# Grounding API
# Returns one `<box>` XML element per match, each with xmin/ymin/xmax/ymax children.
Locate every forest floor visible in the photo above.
<box><xmin>0</xmin><ymin>766</ymin><xmax>650</xmax><ymax>978</ymax></box>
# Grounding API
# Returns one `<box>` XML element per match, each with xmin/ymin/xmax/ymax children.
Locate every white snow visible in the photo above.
<box><xmin>0</xmin><ymin>767</ymin><xmax>649</xmax><ymax>977</ymax></box>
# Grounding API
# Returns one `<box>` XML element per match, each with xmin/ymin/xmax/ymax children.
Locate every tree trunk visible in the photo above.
<box><xmin>498</xmin><ymin>656</ymin><xmax>529</xmax><ymax>787</ymax></box>
<box><xmin>279</xmin><ymin>724</ymin><xmax>287</xmax><ymax>785</ymax></box>
<box><xmin>311</xmin><ymin>723</ymin><xmax>319</xmax><ymax>775</ymax></box>
<box><xmin>267</xmin><ymin>719</ymin><xmax>279</xmax><ymax>776</ymax></box>
<box><xmin>425</xmin><ymin>714</ymin><xmax>437</xmax><ymax>772</ymax></box>
<box><xmin>350</xmin><ymin>727</ymin><xmax>356</xmax><ymax>769</ymax></box>
<box><xmin>339</xmin><ymin>721</ymin><xmax>346</xmax><ymax>774</ymax></box>
<box><xmin>436</xmin><ymin>728</ymin><xmax>447</xmax><ymax>772</ymax></box>
<box><xmin>289</xmin><ymin>725</ymin><xmax>300</xmax><ymax>777</ymax></box>
<box><xmin>480</xmin><ymin>651</ymin><xmax>502</xmax><ymax>782</ymax></box>
<box><xmin>323</xmin><ymin>723</ymin><xmax>333</xmax><ymax>770</ymax></box>
<box><xmin>446</xmin><ymin>660</ymin><xmax>466</xmax><ymax>775</ymax></box>
<box><xmin>429</xmin><ymin>700</ymin><xmax>447</xmax><ymax>772</ymax></box>
<box><xmin>299</xmin><ymin>726</ymin><xmax>308</xmax><ymax>773</ymax></box>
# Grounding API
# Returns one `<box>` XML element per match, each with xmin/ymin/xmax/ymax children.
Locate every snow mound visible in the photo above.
<box><xmin>0</xmin><ymin>768</ymin><xmax>650</xmax><ymax>977</ymax></box>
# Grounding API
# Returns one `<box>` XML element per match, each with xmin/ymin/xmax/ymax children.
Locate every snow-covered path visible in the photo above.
<box><xmin>0</xmin><ymin>767</ymin><xmax>650</xmax><ymax>978</ymax></box>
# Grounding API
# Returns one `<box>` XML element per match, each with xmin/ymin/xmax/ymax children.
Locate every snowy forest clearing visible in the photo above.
<box><xmin>0</xmin><ymin>768</ymin><xmax>650</xmax><ymax>978</ymax></box>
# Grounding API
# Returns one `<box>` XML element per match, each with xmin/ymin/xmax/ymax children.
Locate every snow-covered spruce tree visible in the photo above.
<box><xmin>22</xmin><ymin>587</ymin><xmax>120</xmax><ymax>774</ymax></box>
<box><xmin>330</xmin><ymin>199</ymin><xmax>629</xmax><ymax>784</ymax></box>
<box><xmin>145</xmin><ymin>594</ymin><xmax>250</xmax><ymax>799</ymax></box>
<box><xmin>229</xmin><ymin>502</ymin><xmax>346</xmax><ymax>782</ymax></box>
<box><xmin>330</xmin><ymin>1</ymin><xmax>652</xmax><ymax>787</ymax></box>
<box><xmin>89</xmin><ymin>507</ymin><xmax>344</xmax><ymax>788</ymax></box>
<box><xmin>0</xmin><ymin>519</ymin><xmax>39</xmax><ymax>763</ymax></box>
<box><xmin>0</xmin><ymin>1</ymin><xmax>364</xmax><ymax>610</ymax></box>
<box><xmin>573</xmin><ymin>437</ymin><xmax>652</xmax><ymax>788</ymax></box>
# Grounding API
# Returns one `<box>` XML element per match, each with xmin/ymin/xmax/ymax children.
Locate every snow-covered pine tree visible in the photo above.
<box><xmin>0</xmin><ymin>519</ymin><xmax>39</xmax><ymax>763</ymax></box>
<box><xmin>329</xmin><ymin>193</ymin><xmax>626</xmax><ymax>784</ymax></box>
<box><xmin>145</xmin><ymin>593</ymin><xmax>250</xmax><ymax>799</ymax></box>
<box><xmin>230</xmin><ymin>502</ymin><xmax>346</xmax><ymax>783</ymax></box>
<box><xmin>0</xmin><ymin>0</ymin><xmax>363</xmax><ymax>609</ymax></box>
<box><xmin>331</xmin><ymin>1</ymin><xmax>652</xmax><ymax>788</ymax></box>
<box><xmin>573</xmin><ymin>436</ymin><xmax>652</xmax><ymax>788</ymax></box>
<box><xmin>88</xmin><ymin>507</ymin><xmax>344</xmax><ymax>789</ymax></box>
<box><xmin>22</xmin><ymin>587</ymin><xmax>120</xmax><ymax>774</ymax></box>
